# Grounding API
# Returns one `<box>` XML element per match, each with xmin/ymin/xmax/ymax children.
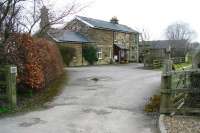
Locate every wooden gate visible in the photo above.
<box><xmin>160</xmin><ymin>60</ymin><xmax>200</xmax><ymax>115</ymax></box>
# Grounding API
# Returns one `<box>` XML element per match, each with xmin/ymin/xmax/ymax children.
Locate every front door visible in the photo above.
<box><xmin>119</xmin><ymin>49</ymin><xmax>128</xmax><ymax>63</ymax></box>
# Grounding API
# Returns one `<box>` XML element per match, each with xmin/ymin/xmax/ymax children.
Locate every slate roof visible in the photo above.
<box><xmin>190</xmin><ymin>42</ymin><xmax>200</xmax><ymax>49</ymax></box>
<box><xmin>114</xmin><ymin>44</ymin><xmax>129</xmax><ymax>50</ymax></box>
<box><xmin>47</xmin><ymin>29</ymin><xmax>90</xmax><ymax>43</ymax></box>
<box><xmin>76</xmin><ymin>16</ymin><xmax>138</xmax><ymax>33</ymax></box>
<box><xmin>145</xmin><ymin>40</ymin><xmax>187</xmax><ymax>49</ymax></box>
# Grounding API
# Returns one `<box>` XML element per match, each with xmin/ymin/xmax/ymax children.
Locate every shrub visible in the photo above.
<box><xmin>5</xmin><ymin>34</ymin><xmax>64</xmax><ymax>91</ymax></box>
<box><xmin>83</xmin><ymin>45</ymin><xmax>97</xmax><ymax>65</ymax></box>
<box><xmin>33</xmin><ymin>38</ymin><xmax>64</xmax><ymax>86</ymax></box>
<box><xmin>58</xmin><ymin>45</ymin><xmax>76</xmax><ymax>66</ymax></box>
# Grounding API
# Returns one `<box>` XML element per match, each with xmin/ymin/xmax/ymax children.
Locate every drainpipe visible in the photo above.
<box><xmin>82</xmin><ymin>43</ymin><xmax>83</xmax><ymax>65</ymax></box>
<box><xmin>119</xmin><ymin>50</ymin><xmax>121</xmax><ymax>63</ymax></box>
<box><xmin>112</xmin><ymin>31</ymin><xmax>115</xmax><ymax>61</ymax></box>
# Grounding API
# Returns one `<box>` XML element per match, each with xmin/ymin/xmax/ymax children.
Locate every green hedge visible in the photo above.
<box><xmin>83</xmin><ymin>45</ymin><xmax>97</xmax><ymax>65</ymax></box>
<box><xmin>58</xmin><ymin>45</ymin><xmax>76</xmax><ymax>66</ymax></box>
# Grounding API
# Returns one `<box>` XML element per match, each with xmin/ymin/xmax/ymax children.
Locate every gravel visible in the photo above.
<box><xmin>163</xmin><ymin>115</ymin><xmax>200</xmax><ymax>133</ymax></box>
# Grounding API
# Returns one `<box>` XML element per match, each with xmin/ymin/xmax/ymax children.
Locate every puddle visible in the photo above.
<box><xmin>91</xmin><ymin>78</ymin><xmax>99</xmax><ymax>82</ymax></box>
<box><xmin>19</xmin><ymin>118</ymin><xmax>47</xmax><ymax>127</ymax></box>
<box><xmin>78</xmin><ymin>76</ymin><xmax>113</xmax><ymax>82</ymax></box>
<box><xmin>108</xmin><ymin>106</ymin><xmax>140</xmax><ymax>114</ymax></box>
<box><xmin>43</xmin><ymin>102</ymin><xmax>78</xmax><ymax>109</ymax></box>
<box><xmin>64</xmin><ymin>96</ymin><xmax>79</xmax><ymax>100</ymax></box>
<box><xmin>82</xmin><ymin>108</ymin><xmax>112</xmax><ymax>115</ymax></box>
<box><xmin>85</xmin><ymin>88</ymin><xmax>97</xmax><ymax>91</ymax></box>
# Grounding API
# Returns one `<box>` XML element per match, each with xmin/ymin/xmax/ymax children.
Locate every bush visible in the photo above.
<box><xmin>83</xmin><ymin>45</ymin><xmax>97</xmax><ymax>65</ymax></box>
<box><xmin>5</xmin><ymin>34</ymin><xmax>64</xmax><ymax>91</ymax></box>
<box><xmin>58</xmin><ymin>45</ymin><xmax>76</xmax><ymax>66</ymax></box>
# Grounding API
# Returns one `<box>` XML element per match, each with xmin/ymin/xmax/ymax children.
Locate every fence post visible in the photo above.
<box><xmin>6</xmin><ymin>65</ymin><xmax>17</xmax><ymax>109</ymax></box>
<box><xmin>160</xmin><ymin>59</ymin><xmax>172</xmax><ymax>114</ymax></box>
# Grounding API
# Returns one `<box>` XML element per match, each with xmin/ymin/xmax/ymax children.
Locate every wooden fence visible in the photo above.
<box><xmin>0</xmin><ymin>65</ymin><xmax>17</xmax><ymax>108</ymax></box>
<box><xmin>153</xmin><ymin>59</ymin><xmax>162</xmax><ymax>68</ymax></box>
<box><xmin>171</xmin><ymin>57</ymin><xmax>185</xmax><ymax>64</ymax></box>
<box><xmin>144</xmin><ymin>57</ymin><xmax>185</xmax><ymax>69</ymax></box>
<box><xmin>160</xmin><ymin>60</ymin><xmax>200</xmax><ymax>115</ymax></box>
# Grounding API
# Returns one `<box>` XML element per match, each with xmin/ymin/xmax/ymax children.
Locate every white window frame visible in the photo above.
<box><xmin>97</xmin><ymin>48</ymin><xmax>103</xmax><ymax>60</ymax></box>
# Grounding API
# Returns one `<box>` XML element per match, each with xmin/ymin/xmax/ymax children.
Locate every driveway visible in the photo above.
<box><xmin>0</xmin><ymin>64</ymin><xmax>161</xmax><ymax>133</ymax></box>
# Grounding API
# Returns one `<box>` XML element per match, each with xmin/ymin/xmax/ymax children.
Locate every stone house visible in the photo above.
<box><xmin>64</xmin><ymin>16</ymin><xmax>139</xmax><ymax>65</ymax></box>
<box><xmin>40</xmin><ymin>7</ymin><xmax>139</xmax><ymax>66</ymax></box>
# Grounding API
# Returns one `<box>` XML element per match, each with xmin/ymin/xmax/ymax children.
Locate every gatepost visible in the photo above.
<box><xmin>160</xmin><ymin>59</ymin><xmax>172</xmax><ymax>114</ymax></box>
<box><xmin>6</xmin><ymin>65</ymin><xmax>17</xmax><ymax>109</ymax></box>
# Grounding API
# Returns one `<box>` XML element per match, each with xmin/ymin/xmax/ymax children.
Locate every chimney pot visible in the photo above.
<box><xmin>110</xmin><ymin>16</ymin><xmax>119</xmax><ymax>24</ymax></box>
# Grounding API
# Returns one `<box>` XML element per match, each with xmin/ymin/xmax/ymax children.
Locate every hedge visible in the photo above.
<box><xmin>82</xmin><ymin>45</ymin><xmax>97</xmax><ymax>65</ymax></box>
<box><xmin>5</xmin><ymin>34</ymin><xmax>64</xmax><ymax>91</ymax></box>
<box><xmin>58</xmin><ymin>45</ymin><xmax>76</xmax><ymax>66</ymax></box>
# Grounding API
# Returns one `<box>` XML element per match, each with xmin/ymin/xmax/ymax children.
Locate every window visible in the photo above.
<box><xmin>97</xmin><ymin>48</ymin><xmax>103</xmax><ymax>59</ymax></box>
<box><xmin>125</xmin><ymin>33</ymin><xmax>129</xmax><ymax>40</ymax></box>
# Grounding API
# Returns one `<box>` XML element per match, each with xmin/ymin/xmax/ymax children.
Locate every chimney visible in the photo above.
<box><xmin>40</xmin><ymin>6</ymin><xmax>50</xmax><ymax>31</ymax></box>
<box><xmin>110</xmin><ymin>16</ymin><xmax>119</xmax><ymax>24</ymax></box>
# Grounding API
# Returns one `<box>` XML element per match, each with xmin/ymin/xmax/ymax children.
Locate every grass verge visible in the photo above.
<box><xmin>0</xmin><ymin>70</ymin><xmax>68</xmax><ymax>117</ymax></box>
<box><xmin>173</xmin><ymin>63</ymin><xmax>192</xmax><ymax>70</ymax></box>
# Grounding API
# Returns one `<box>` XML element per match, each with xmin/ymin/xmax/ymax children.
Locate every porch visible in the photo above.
<box><xmin>113</xmin><ymin>44</ymin><xmax>129</xmax><ymax>63</ymax></box>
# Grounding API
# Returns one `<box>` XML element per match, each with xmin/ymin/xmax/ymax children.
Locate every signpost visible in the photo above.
<box><xmin>7</xmin><ymin>65</ymin><xmax>17</xmax><ymax>108</ymax></box>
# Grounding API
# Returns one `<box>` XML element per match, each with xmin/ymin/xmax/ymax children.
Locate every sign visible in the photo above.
<box><xmin>10</xmin><ymin>66</ymin><xmax>17</xmax><ymax>74</ymax></box>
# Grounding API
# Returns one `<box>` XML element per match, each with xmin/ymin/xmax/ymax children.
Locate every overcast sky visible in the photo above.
<box><xmin>53</xmin><ymin>0</ymin><xmax>200</xmax><ymax>42</ymax></box>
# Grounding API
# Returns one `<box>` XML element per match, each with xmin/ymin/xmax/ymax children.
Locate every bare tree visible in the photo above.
<box><xmin>0</xmin><ymin>0</ymin><xmax>88</xmax><ymax>63</ymax></box>
<box><xmin>0</xmin><ymin>0</ymin><xmax>88</xmax><ymax>36</ymax></box>
<box><xmin>0</xmin><ymin>0</ymin><xmax>25</xmax><ymax>64</ymax></box>
<box><xmin>18</xmin><ymin>0</ymin><xmax>88</xmax><ymax>35</ymax></box>
<box><xmin>0</xmin><ymin>0</ymin><xmax>24</xmax><ymax>41</ymax></box>
<box><xmin>165</xmin><ymin>22</ymin><xmax>196</xmax><ymax>42</ymax></box>
<box><xmin>139</xmin><ymin>29</ymin><xmax>151</xmax><ymax>63</ymax></box>
<box><xmin>140</xmin><ymin>28</ymin><xmax>151</xmax><ymax>50</ymax></box>
<box><xmin>140</xmin><ymin>29</ymin><xmax>150</xmax><ymax>42</ymax></box>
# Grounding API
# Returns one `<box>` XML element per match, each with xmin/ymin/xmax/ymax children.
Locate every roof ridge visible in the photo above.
<box><xmin>77</xmin><ymin>15</ymin><xmax>127</xmax><ymax>27</ymax></box>
<box><xmin>77</xmin><ymin>15</ymin><xmax>110</xmax><ymax>23</ymax></box>
<box><xmin>76</xmin><ymin>15</ymin><xmax>138</xmax><ymax>33</ymax></box>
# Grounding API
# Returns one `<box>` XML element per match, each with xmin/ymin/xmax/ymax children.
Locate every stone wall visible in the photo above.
<box><xmin>114</xmin><ymin>32</ymin><xmax>130</xmax><ymax>46</ymax></box>
<box><xmin>87</xmin><ymin>28</ymin><xmax>113</xmax><ymax>64</ymax></box>
<box><xmin>64</xmin><ymin>19</ymin><xmax>89</xmax><ymax>36</ymax></box>
<box><xmin>114</xmin><ymin>32</ymin><xmax>130</xmax><ymax>61</ymax></box>
<box><xmin>129</xmin><ymin>33</ymin><xmax>139</xmax><ymax>62</ymax></box>
<box><xmin>114</xmin><ymin>32</ymin><xmax>139</xmax><ymax>62</ymax></box>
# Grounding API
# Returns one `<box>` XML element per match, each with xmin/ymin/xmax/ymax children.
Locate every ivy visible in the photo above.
<box><xmin>58</xmin><ymin>45</ymin><xmax>76</xmax><ymax>66</ymax></box>
<box><xmin>83</xmin><ymin>45</ymin><xmax>98</xmax><ymax>65</ymax></box>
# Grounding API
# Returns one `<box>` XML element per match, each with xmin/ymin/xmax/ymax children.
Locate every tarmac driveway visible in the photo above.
<box><xmin>0</xmin><ymin>64</ymin><xmax>161</xmax><ymax>133</ymax></box>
